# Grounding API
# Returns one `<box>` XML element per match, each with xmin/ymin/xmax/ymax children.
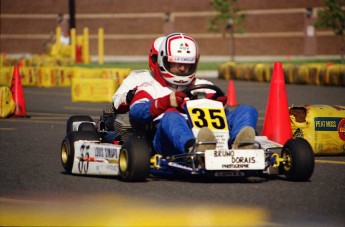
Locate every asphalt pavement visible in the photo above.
<box><xmin>0</xmin><ymin>78</ymin><xmax>344</xmax><ymax>226</ymax></box>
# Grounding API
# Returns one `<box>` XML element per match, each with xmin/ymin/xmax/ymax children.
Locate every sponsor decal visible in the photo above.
<box><xmin>213</xmin><ymin>150</ymin><xmax>256</xmax><ymax>164</ymax></box>
<box><xmin>293</xmin><ymin>128</ymin><xmax>304</xmax><ymax>138</ymax></box>
<box><xmin>214</xmin><ymin>171</ymin><xmax>245</xmax><ymax>177</ymax></box>
<box><xmin>338</xmin><ymin>119</ymin><xmax>345</xmax><ymax>141</ymax></box>
<box><xmin>77</xmin><ymin>143</ymin><xmax>120</xmax><ymax>174</ymax></box>
<box><xmin>95</xmin><ymin>147</ymin><xmax>119</xmax><ymax>159</ymax></box>
<box><xmin>167</xmin><ymin>55</ymin><xmax>195</xmax><ymax>63</ymax></box>
<box><xmin>173</xmin><ymin>79</ymin><xmax>189</xmax><ymax>84</ymax></box>
<box><xmin>205</xmin><ymin>149</ymin><xmax>265</xmax><ymax>170</ymax></box>
<box><xmin>221</xmin><ymin>164</ymin><xmax>249</xmax><ymax>169</ymax></box>
<box><xmin>78</xmin><ymin>143</ymin><xmax>90</xmax><ymax>174</ymax></box>
<box><xmin>179</xmin><ymin>42</ymin><xmax>189</xmax><ymax>51</ymax></box>
<box><xmin>314</xmin><ymin>117</ymin><xmax>343</xmax><ymax>131</ymax></box>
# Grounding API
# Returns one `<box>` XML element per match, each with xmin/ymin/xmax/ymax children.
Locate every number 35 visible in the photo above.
<box><xmin>191</xmin><ymin>108</ymin><xmax>227</xmax><ymax>130</ymax></box>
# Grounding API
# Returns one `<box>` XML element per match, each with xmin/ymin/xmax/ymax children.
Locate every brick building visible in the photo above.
<box><xmin>0</xmin><ymin>0</ymin><xmax>341</xmax><ymax>60</ymax></box>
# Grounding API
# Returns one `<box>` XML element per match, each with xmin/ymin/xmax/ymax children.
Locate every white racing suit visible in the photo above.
<box><xmin>112</xmin><ymin>69</ymin><xmax>154</xmax><ymax>112</ymax></box>
<box><xmin>129</xmin><ymin>78</ymin><xmax>258</xmax><ymax>157</ymax></box>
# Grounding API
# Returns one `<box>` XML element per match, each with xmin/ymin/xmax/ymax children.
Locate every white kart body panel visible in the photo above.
<box><xmin>72</xmin><ymin>140</ymin><xmax>121</xmax><ymax>175</ymax></box>
<box><xmin>255</xmin><ymin>136</ymin><xmax>283</xmax><ymax>149</ymax></box>
<box><xmin>255</xmin><ymin>136</ymin><xmax>284</xmax><ymax>174</ymax></box>
<box><xmin>186</xmin><ymin>99</ymin><xmax>284</xmax><ymax>172</ymax></box>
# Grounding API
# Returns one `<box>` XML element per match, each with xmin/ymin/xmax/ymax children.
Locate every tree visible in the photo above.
<box><xmin>315</xmin><ymin>0</ymin><xmax>345</xmax><ymax>62</ymax></box>
<box><xmin>208</xmin><ymin>0</ymin><xmax>245</xmax><ymax>61</ymax></box>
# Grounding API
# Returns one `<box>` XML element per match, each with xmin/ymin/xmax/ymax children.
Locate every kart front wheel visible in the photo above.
<box><xmin>280</xmin><ymin>138</ymin><xmax>314</xmax><ymax>181</ymax></box>
<box><xmin>119</xmin><ymin>133</ymin><xmax>151</xmax><ymax>182</ymax></box>
<box><xmin>61</xmin><ymin>131</ymin><xmax>99</xmax><ymax>173</ymax></box>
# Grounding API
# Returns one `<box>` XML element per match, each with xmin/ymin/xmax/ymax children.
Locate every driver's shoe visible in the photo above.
<box><xmin>197</xmin><ymin>127</ymin><xmax>217</xmax><ymax>151</ymax></box>
<box><xmin>232</xmin><ymin>126</ymin><xmax>255</xmax><ymax>149</ymax></box>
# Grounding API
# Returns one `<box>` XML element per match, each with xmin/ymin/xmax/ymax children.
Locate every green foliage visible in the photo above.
<box><xmin>315</xmin><ymin>0</ymin><xmax>345</xmax><ymax>62</ymax></box>
<box><xmin>208</xmin><ymin>0</ymin><xmax>245</xmax><ymax>34</ymax></box>
<box><xmin>315</xmin><ymin>0</ymin><xmax>345</xmax><ymax>36</ymax></box>
<box><xmin>208</xmin><ymin>0</ymin><xmax>245</xmax><ymax>61</ymax></box>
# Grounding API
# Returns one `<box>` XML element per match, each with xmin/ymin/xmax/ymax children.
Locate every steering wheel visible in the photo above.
<box><xmin>183</xmin><ymin>84</ymin><xmax>225</xmax><ymax>100</ymax></box>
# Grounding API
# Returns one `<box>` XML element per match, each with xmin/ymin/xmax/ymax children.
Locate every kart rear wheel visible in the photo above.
<box><xmin>119</xmin><ymin>133</ymin><xmax>151</xmax><ymax>182</ymax></box>
<box><xmin>61</xmin><ymin>131</ymin><xmax>99</xmax><ymax>173</ymax></box>
<box><xmin>66</xmin><ymin>115</ymin><xmax>94</xmax><ymax>134</ymax></box>
<box><xmin>280</xmin><ymin>138</ymin><xmax>314</xmax><ymax>181</ymax></box>
<box><xmin>78</xmin><ymin>122</ymin><xmax>96</xmax><ymax>132</ymax></box>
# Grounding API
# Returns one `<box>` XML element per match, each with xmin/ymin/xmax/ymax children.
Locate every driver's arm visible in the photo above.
<box><xmin>112</xmin><ymin>70</ymin><xmax>152</xmax><ymax>113</ymax></box>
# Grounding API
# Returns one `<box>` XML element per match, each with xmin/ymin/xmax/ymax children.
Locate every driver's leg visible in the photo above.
<box><xmin>226</xmin><ymin>105</ymin><xmax>258</xmax><ymax>146</ymax></box>
<box><xmin>154</xmin><ymin>110</ymin><xmax>195</xmax><ymax>156</ymax></box>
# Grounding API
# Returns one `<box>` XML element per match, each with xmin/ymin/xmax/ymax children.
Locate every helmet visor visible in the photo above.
<box><xmin>162</xmin><ymin>56</ymin><xmax>197</xmax><ymax>77</ymax></box>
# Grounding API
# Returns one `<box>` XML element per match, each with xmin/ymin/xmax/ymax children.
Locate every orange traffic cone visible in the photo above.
<box><xmin>262</xmin><ymin>62</ymin><xmax>292</xmax><ymax>145</ymax></box>
<box><xmin>227</xmin><ymin>80</ymin><xmax>238</xmax><ymax>106</ymax></box>
<box><xmin>18</xmin><ymin>58</ymin><xmax>24</xmax><ymax>67</ymax></box>
<box><xmin>10</xmin><ymin>66</ymin><xmax>27</xmax><ymax>117</ymax></box>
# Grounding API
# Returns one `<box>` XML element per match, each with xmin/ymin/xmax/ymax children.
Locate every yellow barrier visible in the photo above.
<box><xmin>20</xmin><ymin>67</ymin><xmax>37</xmax><ymax>86</ymax></box>
<box><xmin>102</xmin><ymin>68</ymin><xmax>130</xmax><ymax>91</ymax></box>
<box><xmin>71</xmin><ymin>78</ymin><xmax>116</xmax><ymax>102</ymax></box>
<box><xmin>98</xmin><ymin>28</ymin><xmax>104</xmax><ymax>65</ymax></box>
<box><xmin>56</xmin><ymin>67</ymin><xmax>73</xmax><ymax>87</ymax></box>
<box><xmin>217</xmin><ymin>62</ymin><xmax>344</xmax><ymax>87</ymax></box>
<box><xmin>282</xmin><ymin>64</ymin><xmax>297</xmax><ymax>84</ymax></box>
<box><xmin>1</xmin><ymin>66</ymin><xmax>130</xmax><ymax>90</ymax></box>
<box><xmin>341</xmin><ymin>65</ymin><xmax>345</xmax><ymax>87</ymax></box>
<box><xmin>328</xmin><ymin>65</ymin><xmax>345</xmax><ymax>86</ymax></box>
<box><xmin>72</xmin><ymin>67</ymin><xmax>104</xmax><ymax>78</ymax></box>
<box><xmin>70</xmin><ymin>28</ymin><xmax>76</xmax><ymax>63</ymax></box>
<box><xmin>0</xmin><ymin>67</ymin><xmax>13</xmax><ymax>87</ymax></box>
<box><xmin>253</xmin><ymin>64</ymin><xmax>271</xmax><ymax>82</ymax></box>
<box><xmin>37</xmin><ymin>67</ymin><xmax>55</xmax><ymax>87</ymax></box>
<box><xmin>0</xmin><ymin>52</ymin><xmax>6</xmax><ymax>67</ymax></box>
<box><xmin>290</xmin><ymin>105</ymin><xmax>345</xmax><ymax>155</ymax></box>
<box><xmin>83</xmin><ymin>27</ymin><xmax>90</xmax><ymax>64</ymax></box>
<box><xmin>217</xmin><ymin>62</ymin><xmax>236</xmax><ymax>80</ymax></box>
<box><xmin>37</xmin><ymin>66</ymin><xmax>75</xmax><ymax>87</ymax></box>
<box><xmin>0</xmin><ymin>86</ymin><xmax>15</xmax><ymax>118</ymax></box>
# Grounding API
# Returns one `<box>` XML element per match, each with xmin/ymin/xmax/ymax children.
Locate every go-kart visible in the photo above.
<box><xmin>61</xmin><ymin>84</ymin><xmax>315</xmax><ymax>182</ymax></box>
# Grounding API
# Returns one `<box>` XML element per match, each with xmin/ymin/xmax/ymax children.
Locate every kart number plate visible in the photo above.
<box><xmin>205</xmin><ymin>149</ymin><xmax>265</xmax><ymax>170</ymax></box>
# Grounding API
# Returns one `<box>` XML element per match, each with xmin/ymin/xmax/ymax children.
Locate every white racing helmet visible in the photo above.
<box><xmin>157</xmin><ymin>33</ymin><xmax>199</xmax><ymax>86</ymax></box>
<box><xmin>149</xmin><ymin>36</ymin><xmax>165</xmax><ymax>72</ymax></box>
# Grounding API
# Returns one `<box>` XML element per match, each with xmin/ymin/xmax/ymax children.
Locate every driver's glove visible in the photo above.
<box><xmin>126</xmin><ymin>87</ymin><xmax>137</xmax><ymax>105</ymax></box>
<box><xmin>150</xmin><ymin>91</ymin><xmax>186</xmax><ymax>117</ymax></box>
<box><xmin>216</xmin><ymin>95</ymin><xmax>228</xmax><ymax>107</ymax></box>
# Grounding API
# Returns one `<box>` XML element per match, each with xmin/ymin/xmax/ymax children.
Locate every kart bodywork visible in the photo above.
<box><xmin>61</xmin><ymin>85</ymin><xmax>314</xmax><ymax>182</ymax></box>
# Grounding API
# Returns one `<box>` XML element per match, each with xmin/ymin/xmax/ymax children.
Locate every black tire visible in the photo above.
<box><xmin>119</xmin><ymin>133</ymin><xmax>151</xmax><ymax>182</ymax></box>
<box><xmin>280</xmin><ymin>138</ymin><xmax>315</xmax><ymax>181</ymax></box>
<box><xmin>66</xmin><ymin>115</ymin><xmax>94</xmax><ymax>134</ymax></box>
<box><xmin>61</xmin><ymin>131</ymin><xmax>99</xmax><ymax>174</ymax></box>
<box><xmin>78</xmin><ymin>122</ymin><xmax>96</xmax><ymax>132</ymax></box>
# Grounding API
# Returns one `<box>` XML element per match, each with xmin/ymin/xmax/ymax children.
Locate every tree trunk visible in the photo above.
<box><xmin>229</xmin><ymin>30</ymin><xmax>236</xmax><ymax>62</ymax></box>
<box><xmin>341</xmin><ymin>34</ymin><xmax>345</xmax><ymax>63</ymax></box>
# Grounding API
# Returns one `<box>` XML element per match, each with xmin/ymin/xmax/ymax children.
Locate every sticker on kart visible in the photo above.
<box><xmin>186</xmin><ymin>99</ymin><xmax>230</xmax><ymax>150</ymax></box>
<box><xmin>204</xmin><ymin>149</ymin><xmax>265</xmax><ymax>170</ymax></box>
<box><xmin>72</xmin><ymin>141</ymin><xmax>121</xmax><ymax>175</ymax></box>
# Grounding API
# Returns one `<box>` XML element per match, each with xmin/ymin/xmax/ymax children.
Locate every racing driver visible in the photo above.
<box><xmin>112</xmin><ymin>36</ymin><xmax>165</xmax><ymax>113</ymax></box>
<box><xmin>129</xmin><ymin>33</ymin><xmax>258</xmax><ymax>157</ymax></box>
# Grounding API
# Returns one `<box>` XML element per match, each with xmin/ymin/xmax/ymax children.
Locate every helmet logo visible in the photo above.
<box><xmin>167</xmin><ymin>56</ymin><xmax>195</xmax><ymax>63</ymax></box>
<box><xmin>173</xmin><ymin>79</ymin><xmax>189</xmax><ymax>84</ymax></box>
<box><xmin>178</xmin><ymin>43</ymin><xmax>190</xmax><ymax>53</ymax></box>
